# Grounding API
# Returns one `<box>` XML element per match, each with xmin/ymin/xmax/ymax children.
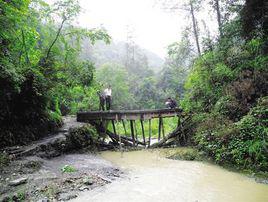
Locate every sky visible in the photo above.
<box><xmin>46</xmin><ymin>0</ymin><xmax>218</xmax><ymax>58</ymax></box>
<box><xmin>76</xmin><ymin>0</ymin><xmax>188</xmax><ymax>58</ymax></box>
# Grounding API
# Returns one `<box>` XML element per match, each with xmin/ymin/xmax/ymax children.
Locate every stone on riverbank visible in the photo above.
<box><xmin>9</xmin><ymin>177</ymin><xmax>28</xmax><ymax>186</ymax></box>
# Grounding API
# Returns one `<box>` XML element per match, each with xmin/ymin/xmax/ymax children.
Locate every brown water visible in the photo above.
<box><xmin>72</xmin><ymin>149</ymin><xmax>268</xmax><ymax>202</ymax></box>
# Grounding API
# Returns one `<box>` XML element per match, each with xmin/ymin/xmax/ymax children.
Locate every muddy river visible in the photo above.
<box><xmin>72</xmin><ymin>149</ymin><xmax>268</xmax><ymax>202</ymax></box>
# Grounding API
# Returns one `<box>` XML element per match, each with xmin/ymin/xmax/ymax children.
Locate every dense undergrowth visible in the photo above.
<box><xmin>181</xmin><ymin>1</ymin><xmax>268</xmax><ymax>172</ymax></box>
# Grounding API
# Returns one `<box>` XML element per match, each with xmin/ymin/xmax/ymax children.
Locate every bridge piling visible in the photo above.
<box><xmin>140</xmin><ymin>120</ymin><xmax>146</xmax><ymax>146</ymax></box>
<box><xmin>134</xmin><ymin>120</ymin><xmax>138</xmax><ymax>142</ymax></box>
<box><xmin>77</xmin><ymin>108</ymin><xmax>183</xmax><ymax>148</ymax></box>
<box><xmin>122</xmin><ymin>120</ymin><xmax>127</xmax><ymax>135</ymax></box>
<box><xmin>148</xmin><ymin>119</ymin><xmax>152</xmax><ymax>147</ymax></box>
<box><xmin>158</xmin><ymin>117</ymin><xmax>162</xmax><ymax>141</ymax></box>
<box><xmin>130</xmin><ymin>120</ymin><xmax>136</xmax><ymax>146</ymax></box>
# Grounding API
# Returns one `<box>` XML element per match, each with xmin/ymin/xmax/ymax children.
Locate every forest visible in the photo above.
<box><xmin>0</xmin><ymin>0</ymin><xmax>267</xmax><ymax>175</ymax></box>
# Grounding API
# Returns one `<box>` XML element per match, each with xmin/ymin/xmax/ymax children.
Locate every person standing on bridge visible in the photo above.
<box><xmin>103</xmin><ymin>85</ymin><xmax>112</xmax><ymax>110</ymax></box>
<box><xmin>165</xmin><ymin>97</ymin><xmax>177</xmax><ymax>109</ymax></box>
<box><xmin>97</xmin><ymin>91</ymin><xmax>105</xmax><ymax>111</ymax></box>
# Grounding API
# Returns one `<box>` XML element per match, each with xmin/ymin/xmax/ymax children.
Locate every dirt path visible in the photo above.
<box><xmin>0</xmin><ymin>116</ymin><xmax>122</xmax><ymax>201</ymax></box>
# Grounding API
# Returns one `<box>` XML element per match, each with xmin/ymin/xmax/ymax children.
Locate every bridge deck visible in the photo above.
<box><xmin>77</xmin><ymin>108</ymin><xmax>182</xmax><ymax>122</ymax></box>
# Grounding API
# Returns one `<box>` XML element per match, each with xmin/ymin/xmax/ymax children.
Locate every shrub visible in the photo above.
<box><xmin>67</xmin><ymin>124</ymin><xmax>99</xmax><ymax>150</ymax></box>
<box><xmin>0</xmin><ymin>152</ymin><xmax>10</xmax><ymax>169</ymax></box>
<box><xmin>194</xmin><ymin>97</ymin><xmax>268</xmax><ymax>171</ymax></box>
<box><xmin>61</xmin><ymin>165</ymin><xmax>76</xmax><ymax>173</ymax></box>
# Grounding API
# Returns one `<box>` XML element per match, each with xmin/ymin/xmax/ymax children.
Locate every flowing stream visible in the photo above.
<box><xmin>72</xmin><ymin>149</ymin><xmax>268</xmax><ymax>202</ymax></box>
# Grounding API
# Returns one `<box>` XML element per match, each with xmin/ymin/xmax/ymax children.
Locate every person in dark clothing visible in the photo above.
<box><xmin>165</xmin><ymin>97</ymin><xmax>177</xmax><ymax>109</ymax></box>
<box><xmin>97</xmin><ymin>91</ymin><xmax>105</xmax><ymax>111</ymax></box>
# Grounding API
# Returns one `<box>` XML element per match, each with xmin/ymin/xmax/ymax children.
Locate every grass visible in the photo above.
<box><xmin>107</xmin><ymin>117</ymin><xmax>178</xmax><ymax>139</ymax></box>
<box><xmin>61</xmin><ymin>165</ymin><xmax>76</xmax><ymax>173</ymax></box>
<box><xmin>156</xmin><ymin>147</ymin><xmax>205</xmax><ymax>161</ymax></box>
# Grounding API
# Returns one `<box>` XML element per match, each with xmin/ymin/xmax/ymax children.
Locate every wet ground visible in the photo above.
<box><xmin>0</xmin><ymin>116</ymin><xmax>122</xmax><ymax>201</ymax></box>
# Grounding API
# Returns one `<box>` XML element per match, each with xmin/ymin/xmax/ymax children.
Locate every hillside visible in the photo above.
<box><xmin>81</xmin><ymin>40</ymin><xmax>164</xmax><ymax>72</ymax></box>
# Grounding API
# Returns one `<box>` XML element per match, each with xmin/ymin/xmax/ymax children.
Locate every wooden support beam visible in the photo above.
<box><xmin>177</xmin><ymin>115</ymin><xmax>180</xmax><ymax>128</ymax></box>
<box><xmin>112</xmin><ymin>120</ymin><xmax>117</xmax><ymax>135</ymax></box>
<box><xmin>140</xmin><ymin>120</ymin><xmax>146</xmax><ymax>146</ymax></box>
<box><xmin>133</xmin><ymin>120</ymin><xmax>138</xmax><ymax>141</ymax></box>
<box><xmin>130</xmin><ymin>120</ymin><xmax>136</xmax><ymax>146</ymax></box>
<box><xmin>158</xmin><ymin>117</ymin><xmax>162</xmax><ymax>141</ymax></box>
<box><xmin>122</xmin><ymin>120</ymin><xmax>127</xmax><ymax>136</ymax></box>
<box><xmin>161</xmin><ymin>117</ymin><xmax>165</xmax><ymax>138</ymax></box>
<box><xmin>148</xmin><ymin>119</ymin><xmax>152</xmax><ymax>147</ymax></box>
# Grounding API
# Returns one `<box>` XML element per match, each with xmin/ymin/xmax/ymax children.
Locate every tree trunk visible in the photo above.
<box><xmin>45</xmin><ymin>17</ymin><xmax>66</xmax><ymax>62</ymax></box>
<box><xmin>21</xmin><ymin>29</ymin><xmax>30</xmax><ymax>64</ymax></box>
<box><xmin>190</xmin><ymin>1</ymin><xmax>201</xmax><ymax>56</ymax></box>
<box><xmin>214</xmin><ymin>0</ymin><xmax>222</xmax><ymax>36</ymax></box>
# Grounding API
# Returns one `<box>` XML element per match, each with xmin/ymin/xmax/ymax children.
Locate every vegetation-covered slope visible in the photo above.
<box><xmin>181</xmin><ymin>0</ymin><xmax>268</xmax><ymax>171</ymax></box>
<box><xmin>0</xmin><ymin>0</ymin><xmax>109</xmax><ymax>148</ymax></box>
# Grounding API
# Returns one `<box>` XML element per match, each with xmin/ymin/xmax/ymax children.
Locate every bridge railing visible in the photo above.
<box><xmin>77</xmin><ymin>108</ymin><xmax>182</xmax><ymax>121</ymax></box>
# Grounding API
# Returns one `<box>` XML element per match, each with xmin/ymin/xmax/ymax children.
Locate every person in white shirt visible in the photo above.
<box><xmin>103</xmin><ymin>85</ymin><xmax>112</xmax><ymax>110</ymax></box>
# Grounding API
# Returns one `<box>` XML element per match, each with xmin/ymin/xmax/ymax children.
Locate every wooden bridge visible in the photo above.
<box><xmin>77</xmin><ymin>108</ymin><xmax>190</xmax><ymax>148</ymax></box>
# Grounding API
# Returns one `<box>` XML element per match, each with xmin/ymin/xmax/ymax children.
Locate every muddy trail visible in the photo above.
<box><xmin>0</xmin><ymin>116</ymin><xmax>122</xmax><ymax>201</ymax></box>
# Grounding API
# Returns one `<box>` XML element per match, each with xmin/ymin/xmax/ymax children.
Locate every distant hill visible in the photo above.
<box><xmin>81</xmin><ymin>40</ymin><xmax>164</xmax><ymax>72</ymax></box>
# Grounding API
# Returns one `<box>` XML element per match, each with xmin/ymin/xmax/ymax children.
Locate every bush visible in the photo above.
<box><xmin>61</xmin><ymin>165</ymin><xmax>76</xmax><ymax>173</ymax></box>
<box><xmin>194</xmin><ymin>97</ymin><xmax>268</xmax><ymax>171</ymax></box>
<box><xmin>67</xmin><ymin>124</ymin><xmax>99</xmax><ymax>150</ymax></box>
<box><xmin>0</xmin><ymin>152</ymin><xmax>10</xmax><ymax>169</ymax></box>
<box><xmin>0</xmin><ymin>67</ymin><xmax>62</xmax><ymax>148</ymax></box>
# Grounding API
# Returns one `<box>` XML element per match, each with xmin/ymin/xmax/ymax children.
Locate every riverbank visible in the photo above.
<box><xmin>162</xmin><ymin>147</ymin><xmax>268</xmax><ymax>184</ymax></box>
<box><xmin>1</xmin><ymin>115</ymin><xmax>267</xmax><ymax>201</ymax></box>
<box><xmin>0</xmin><ymin>153</ymin><xmax>122</xmax><ymax>201</ymax></box>
<box><xmin>0</xmin><ymin>116</ymin><xmax>122</xmax><ymax>201</ymax></box>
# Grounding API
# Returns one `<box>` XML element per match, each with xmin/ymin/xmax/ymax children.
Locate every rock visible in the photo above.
<box><xmin>101</xmin><ymin>176</ymin><xmax>112</xmax><ymax>183</ymax></box>
<box><xmin>78</xmin><ymin>186</ymin><xmax>89</xmax><ymax>191</ymax></box>
<box><xmin>112</xmin><ymin>173</ymin><xmax>120</xmax><ymax>177</ymax></box>
<box><xmin>37</xmin><ymin>197</ymin><xmax>50</xmax><ymax>202</ymax></box>
<box><xmin>83</xmin><ymin>177</ymin><xmax>94</xmax><ymax>185</ymax></box>
<box><xmin>9</xmin><ymin>177</ymin><xmax>28</xmax><ymax>186</ymax></box>
<box><xmin>58</xmin><ymin>193</ymin><xmax>77</xmax><ymax>201</ymax></box>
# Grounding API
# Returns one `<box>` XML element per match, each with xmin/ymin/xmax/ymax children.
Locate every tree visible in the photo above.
<box><xmin>157</xmin><ymin>0</ymin><xmax>202</xmax><ymax>56</ymax></box>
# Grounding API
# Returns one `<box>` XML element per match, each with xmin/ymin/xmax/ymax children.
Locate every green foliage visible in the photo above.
<box><xmin>0</xmin><ymin>0</ymin><xmax>110</xmax><ymax>148</ymax></box>
<box><xmin>96</xmin><ymin>63</ymin><xmax>136</xmax><ymax>109</ymax></box>
<box><xmin>167</xmin><ymin>148</ymin><xmax>203</xmax><ymax>161</ymax></box>
<box><xmin>61</xmin><ymin>164</ymin><xmax>76</xmax><ymax>173</ymax></box>
<box><xmin>0</xmin><ymin>152</ymin><xmax>10</xmax><ymax>169</ymax></box>
<box><xmin>67</xmin><ymin>125</ymin><xmax>99</xmax><ymax>149</ymax></box>
<box><xmin>110</xmin><ymin>117</ymin><xmax>178</xmax><ymax>139</ymax></box>
<box><xmin>181</xmin><ymin>2</ymin><xmax>268</xmax><ymax>172</ymax></box>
